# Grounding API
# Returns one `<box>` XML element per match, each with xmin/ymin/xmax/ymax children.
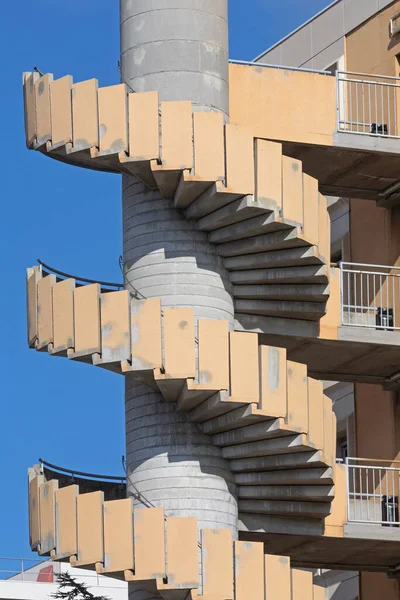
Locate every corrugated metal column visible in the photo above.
<box><xmin>121</xmin><ymin>3</ymin><xmax>237</xmax><ymax>598</ymax></box>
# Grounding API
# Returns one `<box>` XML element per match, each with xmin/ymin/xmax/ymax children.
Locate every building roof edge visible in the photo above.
<box><xmin>253</xmin><ymin>0</ymin><xmax>341</xmax><ymax>62</ymax></box>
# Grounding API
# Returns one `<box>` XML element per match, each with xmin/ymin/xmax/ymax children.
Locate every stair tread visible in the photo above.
<box><xmin>218</xmin><ymin>229</ymin><xmax>309</xmax><ymax>258</ymax></box>
<box><xmin>233</xmin><ymin>283</ymin><xmax>330</xmax><ymax>302</ymax></box>
<box><xmin>198</xmin><ymin>196</ymin><xmax>272</xmax><ymax>231</ymax></box>
<box><xmin>209</xmin><ymin>213</ymin><xmax>289</xmax><ymax>244</ymax></box>
<box><xmin>224</xmin><ymin>246</ymin><xmax>323</xmax><ymax>270</ymax></box>
<box><xmin>230</xmin><ymin>265</ymin><xmax>329</xmax><ymax>284</ymax></box>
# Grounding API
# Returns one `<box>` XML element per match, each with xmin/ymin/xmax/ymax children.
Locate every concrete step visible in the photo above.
<box><xmin>202</xmin><ymin>404</ymin><xmax>272</xmax><ymax>435</ymax></box>
<box><xmin>213</xmin><ymin>420</ymin><xmax>292</xmax><ymax>448</ymax></box>
<box><xmin>119</xmin><ymin>154</ymin><xmax>158</xmax><ymax>189</ymax></box>
<box><xmin>238</xmin><ymin>484</ymin><xmax>335</xmax><ymax>502</ymax></box>
<box><xmin>209</xmin><ymin>214</ymin><xmax>289</xmax><ymax>244</ymax></box>
<box><xmin>197</xmin><ymin>196</ymin><xmax>271</xmax><ymax>231</ymax></box>
<box><xmin>233</xmin><ymin>283</ymin><xmax>330</xmax><ymax>302</ymax></box>
<box><xmin>185</xmin><ymin>182</ymin><xmax>244</xmax><ymax>220</ymax></box>
<box><xmin>224</xmin><ymin>246</ymin><xmax>323</xmax><ymax>271</ymax></box>
<box><xmin>190</xmin><ymin>391</ymin><xmax>249</xmax><ymax>423</ymax></box>
<box><xmin>238</xmin><ymin>499</ymin><xmax>332</xmax><ymax>518</ymax></box>
<box><xmin>177</xmin><ymin>381</ymin><xmax>221</xmax><ymax>412</ymax></box>
<box><xmin>235</xmin><ymin>467</ymin><xmax>334</xmax><ymax>486</ymax></box>
<box><xmin>229</xmin><ymin>265</ymin><xmax>329</xmax><ymax>285</ymax></box>
<box><xmin>174</xmin><ymin>173</ymin><xmax>215</xmax><ymax>209</ymax></box>
<box><xmin>222</xmin><ymin>434</ymin><xmax>312</xmax><ymax>460</ymax></box>
<box><xmin>151</xmin><ymin>165</ymin><xmax>182</xmax><ymax>200</ymax></box>
<box><xmin>154</xmin><ymin>376</ymin><xmax>185</xmax><ymax>403</ymax></box>
<box><xmin>234</xmin><ymin>299</ymin><xmax>327</xmax><ymax>320</ymax></box>
<box><xmin>229</xmin><ymin>450</ymin><xmax>328</xmax><ymax>473</ymax></box>
<box><xmin>217</xmin><ymin>229</ymin><xmax>308</xmax><ymax>258</ymax></box>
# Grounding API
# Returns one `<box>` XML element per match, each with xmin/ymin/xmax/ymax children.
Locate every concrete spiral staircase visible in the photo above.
<box><xmin>29</xmin><ymin>466</ymin><xmax>326</xmax><ymax>600</ymax></box>
<box><xmin>24</xmin><ymin>71</ymin><xmax>336</xmax><ymax>598</ymax></box>
<box><xmin>27</xmin><ymin>268</ymin><xmax>336</xmax><ymax>521</ymax></box>
<box><xmin>23</xmin><ymin>72</ymin><xmax>331</xmax><ymax>322</ymax></box>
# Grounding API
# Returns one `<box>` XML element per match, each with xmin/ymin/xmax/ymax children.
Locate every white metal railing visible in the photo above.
<box><xmin>340</xmin><ymin>262</ymin><xmax>400</xmax><ymax>330</ymax></box>
<box><xmin>345</xmin><ymin>458</ymin><xmax>400</xmax><ymax>527</ymax></box>
<box><xmin>229</xmin><ymin>59</ymin><xmax>331</xmax><ymax>76</ymax></box>
<box><xmin>336</xmin><ymin>71</ymin><xmax>400</xmax><ymax>139</ymax></box>
<box><xmin>0</xmin><ymin>558</ymin><xmax>47</xmax><ymax>582</ymax></box>
<box><xmin>0</xmin><ymin>558</ymin><xmax>123</xmax><ymax>587</ymax></box>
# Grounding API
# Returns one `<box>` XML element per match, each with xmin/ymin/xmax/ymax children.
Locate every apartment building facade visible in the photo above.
<box><xmin>258</xmin><ymin>1</ymin><xmax>400</xmax><ymax>598</ymax></box>
<box><xmin>22</xmin><ymin>1</ymin><xmax>400</xmax><ymax>599</ymax></box>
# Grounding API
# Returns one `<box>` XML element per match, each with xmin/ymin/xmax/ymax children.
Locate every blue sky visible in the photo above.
<box><xmin>0</xmin><ymin>0</ymin><xmax>333</xmax><ymax>561</ymax></box>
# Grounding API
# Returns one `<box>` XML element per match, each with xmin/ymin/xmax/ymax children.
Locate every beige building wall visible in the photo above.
<box><xmin>346</xmin><ymin>10</ymin><xmax>400</xmax><ymax>595</ymax></box>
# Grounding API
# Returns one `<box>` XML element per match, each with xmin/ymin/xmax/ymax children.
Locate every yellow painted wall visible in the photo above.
<box><xmin>319</xmin><ymin>267</ymin><xmax>340</xmax><ymax>340</ymax></box>
<box><xmin>346</xmin><ymin>1</ymin><xmax>400</xmax><ymax>76</ymax></box>
<box><xmin>229</xmin><ymin>64</ymin><xmax>336</xmax><ymax>146</ymax></box>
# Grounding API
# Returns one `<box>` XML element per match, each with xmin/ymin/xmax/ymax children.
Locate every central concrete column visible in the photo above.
<box><xmin>121</xmin><ymin>2</ymin><xmax>237</xmax><ymax>598</ymax></box>
<box><xmin>120</xmin><ymin>0</ymin><xmax>229</xmax><ymax>117</ymax></box>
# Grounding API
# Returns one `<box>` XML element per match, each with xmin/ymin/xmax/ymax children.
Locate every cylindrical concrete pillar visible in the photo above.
<box><xmin>121</xmin><ymin>3</ymin><xmax>237</xmax><ymax>598</ymax></box>
<box><xmin>120</xmin><ymin>0</ymin><xmax>229</xmax><ymax>117</ymax></box>
<box><xmin>123</xmin><ymin>179</ymin><xmax>237</xmax><ymax>530</ymax></box>
<box><xmin>123</xmin><ymin>177</ymin><xmax>234</xmax><ymax>323</ymax></box>
<box><xmin>125</xmin><ymin>378</ymin><xmax>238</xmax><ymax>530</ymax></box>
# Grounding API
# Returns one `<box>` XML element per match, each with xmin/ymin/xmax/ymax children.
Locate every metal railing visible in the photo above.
<box><xmin>37</xmin><ymin>259</ymin><xmax>123</xmax><ymax>292</ymax></box>
<box><xmin>346</xmin><ymin>458</ymin><xmax>400</xmax><ymax>527</ymax></box>
<box><xmin>0</xmin><ymin>557</ymin><xmax>125</xmax><ymax>587</ymax></box>
<box><xmin>0</xmin><ymin>558</ymin><xmax>47</xmax><ymax>582</ymax></box>
<box><xmin>336</xmin><ymin>71</ymin><xmax>400</xmax><ymax>139</ymax></box>
<box><xmin>340</xmin><ymin>262</ymin><xmax>400</xmax><ymax>330</ymax></box>
<box><xmin>229</xmin><ymin>59</ymin><xmax>331</xmax><ymax>76</ymax></box>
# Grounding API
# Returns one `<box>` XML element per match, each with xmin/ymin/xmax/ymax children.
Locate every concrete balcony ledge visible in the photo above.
<box><xmin>338</xmin><ymin>325</ymin><xmax>400</xmax><ymax>346</ymax></box>
<box><xmin>230</xmin><ymin>64</ymin><xmax>400</xmax><ymax>203</ymax></box>
<box><xmin>344</xmin><ymin>522</ymin><xmax>400</xmax><ymax>541</ymax></box>
<box><xmin>238</xmin><ymin>263</ymin><xmax>400</xmax><ymax>387</ymax></box>
<box><xmin>333</xmin><ymin>130</ymin><xmax>400</xmax><ymax>155</ymax></box>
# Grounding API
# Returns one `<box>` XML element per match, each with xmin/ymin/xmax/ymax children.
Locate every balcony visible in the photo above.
<box><xmin>229</xmin><ymin>62</ymin><xmax>400</xmax><ymax>204</ymax></box>
<box><xmin>340</xmin><ymin>262</ymin><xmax>400</xmax><ymax>332</ymax></box>
<box><xmin>336</xmin><ymin>71</ymin><xmax>400</xmax><ymax>143</ymax></box>
<box><xmin>345</xmin><ymin>458</ymin><xmax>400</xmax><ymax>531</ymax></box>
<box><xmin>239</xmin><ymin>459</ymin><xmax>400</xmax><ymax>575</ymax></box>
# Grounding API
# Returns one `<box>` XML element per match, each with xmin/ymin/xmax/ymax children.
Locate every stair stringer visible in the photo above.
<box><xmin>27</xmin><ymin>270</ymin><xmax>337</xmax><ymax>520</ymax></box>
<box><xmin>28</xmin><ymin>467</ymin><xmax>327</xmax><ymax>600</ymax></box>
<box><xmin>23</xmin><ymin>73</ymin><xmax>331</xmax><ymax>322</ymax></box>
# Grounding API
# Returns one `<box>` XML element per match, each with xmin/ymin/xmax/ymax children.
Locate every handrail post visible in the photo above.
<box><xmin>345</xmin><ymin>460</ymin><xmax>351</xmax><ymax>524</ymax></box>
<box><xmin>339</xmin><ymin>261</ymin><xmax>344</xmax><ymax>326</ymax></box>
<box><xmin>336</xmin><ymin>71</ymin><xmax>340</xmax><ymax>132</ymax></box>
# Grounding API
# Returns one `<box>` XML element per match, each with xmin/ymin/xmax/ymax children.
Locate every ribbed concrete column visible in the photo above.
<box><xmin>121</xmin><ymin>2</ymin><xmax>236</xmax><ymax>598</ymax></box>
<box><xmin>123</xmin><ymin>177</ymin><xmax>234</xmax><ymax>322</ymax></box>
<box><xmin>122</xmin><ymin>178</ymin><xmax>237</xmax><ymax>522</ymax></box>
<box><xmin>123</xmin><ymin>183</ymin><xmax>237</xmax><ymax>599</ymax></box>
<box><xmin>120</xmin><ymin>0</ymin><xmax>229</xmax><ymax>117</ymax></box>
